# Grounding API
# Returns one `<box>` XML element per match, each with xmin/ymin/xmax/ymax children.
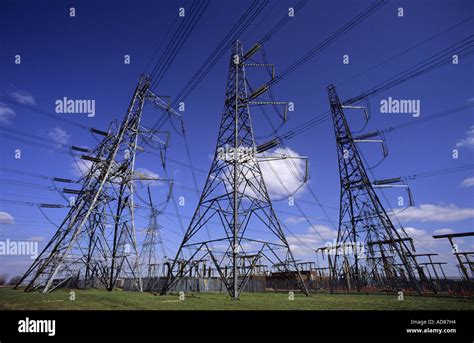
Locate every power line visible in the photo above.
<box><xmin>0</xmin><ymin>96</ymin><xmax>91</xmax><ymax>131</ymax></box>
<box><xmin>405</xmin><ymin>164</ymin><xmax>474</xmax><ymax>181</ymax></box>
<box><xmin>380</xmin><ymin>103</ymin><xmax>473</xmax><ymax>134</ymax></box>
<box><xmin>167</xmin><ymin>0</ymin><xmax>269</xmax><ymax>108</ymax></box>
<box><xmin>149</xmin><ymin>0</ymin><xmax>211</xmax><ymax>89</ymax></box>
<box><xmin>245</xmin><ymin>0</ymin><xmax>309</xmax><ymax>45</ymax></box>
<box><xmin>274</xmin><ymin>35</ymin><xmax>474</xmax><ymax>144</ymax></box>
<box><xmin>344</xmin><ymin>35</ymin><xmax>474</xmax><ymax>105</ymax></box>
<box><xmin>268</xmin><ymin>0</ymin><xmax>388</xmax><ymax>87</ymax></box>
<box><xmin>337</xmin><ymin>15</ymin><xmax>474</xmax><ymax>87</ymax></box>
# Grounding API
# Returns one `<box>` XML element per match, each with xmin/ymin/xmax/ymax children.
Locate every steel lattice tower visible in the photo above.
<box><xmin>161</xmin><ymin>40</ymin><xmax>308</xmax><ymax>299</ymax></box>
<box><xmin>16</xmin><ymin>75</ymin><xmax>174</xmax><ymax>293</ymax></box>
<box><xmin>139</xmin><ymin>187</ymin><xmax>166</xmax><ymax>280</ymax></box>
<box><xmin>327</xmin><ymin>84</ymin><xmax>429</xmax><ymax>293</ymax></box>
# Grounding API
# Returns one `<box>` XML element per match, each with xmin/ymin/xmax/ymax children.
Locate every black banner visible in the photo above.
<box><xmin>0</xmin><ymin>310</ymin><xmax>472</xmax><ymax>338</ymax></box>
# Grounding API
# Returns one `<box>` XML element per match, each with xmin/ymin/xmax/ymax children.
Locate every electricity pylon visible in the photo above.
<box><xmin>16</xmin><ymin>75</ymin><xmax>176</xmax><ymax>293</ymax></box>
<box><xmin>327</xmin><ymin>84</ymin><xmax>429</xmax><ymax>293</ymax></box>
<box><xmin>161</xmin><ymin>40</ymin><xmax>309</xmax><ymax>299</ymax></box>
<box><xmin>139</xmin><ymin>186</ymin><xmax>167</xmax><ymax>280</ymax></box>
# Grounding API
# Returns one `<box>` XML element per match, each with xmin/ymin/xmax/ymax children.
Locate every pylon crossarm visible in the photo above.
<box><xmin>256</xmin><ymin>155</ymin><xmax>307</xmax><ymax>162</ymax></box>
<box><xmin>341</xmin><ymin>104</ymin><xmax>370</xmax><ymax>121</ymax></box>
<box><xmin>146</xmin><ymin>90</ymin><xmax>182</xmax><ymax>119</ymax></box>
<box><xmin>139</xmin><ymin>127</ymin><xmax>170</xmax><ymax>145</ymax></box>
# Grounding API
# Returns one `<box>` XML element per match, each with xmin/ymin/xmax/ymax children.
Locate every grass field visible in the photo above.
<box><xmin>0</xmin><ymin>287</ymin><xmax>473</xmax><ymax>310</ymax></box>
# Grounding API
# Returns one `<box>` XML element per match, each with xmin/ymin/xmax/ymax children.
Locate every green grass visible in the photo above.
<box><xmin>0</xmin><ymin>287</ymin><xmax>472</xmax><ymax>310</ymax></box>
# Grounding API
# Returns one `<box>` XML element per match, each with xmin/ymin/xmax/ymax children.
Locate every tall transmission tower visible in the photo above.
<box><xmin>16</xmin><ymin>75</ymin><xmax>176</xmax><ymax>293</ymax></box>
<box><xmin>139</xmin><ymin>186</ymin><xmax>167</xmax><ymax>280</ymax></box>
<box><xmin>327</xmin><ymin>84</ymin><xmax>430</xmax><ymax>293</ymax></box>
<box><xmin>161</xmin><ymin>40</ymin><xmax>309</xmax><ymax>299</ymax></box>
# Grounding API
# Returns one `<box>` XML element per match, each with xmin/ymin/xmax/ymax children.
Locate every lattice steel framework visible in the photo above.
<box><xmin>328</xmin><ymin>84</ymin><xmax>430</xmax><ymax>293</ymax></box>
<box><xmin>161</xmin><ymin>40</ymin><xmax>308</xmax><ymax>299</ymax></box>
<box><xmin>139</xmin><ymin>187</ymin><xmax>167</xmax><ymax>279</ymax></box>
<box><xmin>16</xmin><ymin>75</ymin><xmax>173</xmax><ymax>293</ymax></box>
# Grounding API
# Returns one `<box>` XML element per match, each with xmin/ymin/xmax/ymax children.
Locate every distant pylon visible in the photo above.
<box><xmin>327</xmin><ymin>84</ymin><xmax>430</xmax><ymax>293</ymax></box>
<box><xmin>161</xmin><ymin>40</ymin><xmax>309</xmax><ymax>299</ymax></box>
<box><xmin>16</xmin><ymin>75</ymin><xmax>175</xmax><ymax>293</ymax></box>
<box><xmin>139</xmin><ymin>186</ymin><xmax>167</xmax><ymax>280</ymax></box>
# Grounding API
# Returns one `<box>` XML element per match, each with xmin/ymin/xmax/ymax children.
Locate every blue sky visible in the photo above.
<box><xmin>0</xmin><ymin>0</ymin><xmax>473</xmax><ymax>278</ymax></box>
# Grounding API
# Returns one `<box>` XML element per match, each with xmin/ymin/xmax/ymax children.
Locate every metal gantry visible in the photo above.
<box><xmin>433</xmin><ymin>231</ymin><xmax>474</xmax><ymax>282</ymax></box>
<box><xmin>160</xmin><ymin>40</ymin><xmax>309</xmax><ymax>299</ymax></box>
<box><xmin>327</xmin><ymin>84</ymin><xmax>431</xmax><ymax>293</ymax></box>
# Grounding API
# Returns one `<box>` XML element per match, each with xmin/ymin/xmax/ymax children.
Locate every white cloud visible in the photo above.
<box><xmin>71</xmin><ymin>158</ymin><xmax>92</xmax><ymax>178</ymax></box>
<box><xmin>0</xmin><ymin>212</ymin><xmax>15</xmax><ymax>224</ymax></box>
<box><xmin>70</xmin><ymin>157</ymin><xmax>162</xmax><ymax>190</ymax></box>
<box><xmin>397</xmin><ymin>228</ymin><xmax>461</xmax><ymax>276</ymax></box>
<box><xmin>10</xmin><ymin>91</ymin><xmax>36</xmax><ymax>106</ymax></box>
<box><xmin>398</xmin><ymin>227</ymin><xmax>439</xmax><ymax>250</ymax></box>
<box><xmin>212</xmin><ymin>241</ymin><xmax>262</xmax><ymax>255</ymax></box>
<box><xmin>27</xmin><ymin>236</ymin><xmax>45</xmax><ymax>242</ymax></box>
<box><xmin>135</xmin><ymin>168</ymin><xmax>162</xmax><ymax>187</ymax></box>
<box><xmin>433</xmin><ymin>228</ymin><xmax>455</xmax><ymax>235</ymax></box>
<box><xmin>287</xmin><ymin>224</ymin><xmax>338</xmax><ymax>257</ymax></box>
<box><xmin>0</xmin><ymin>103</ymin><xmax>15</xmax><ymax>125</ymax></box>
<box><xmin>285</xmin><ymin>216</ymin><xmax>307</xmax><ymax>224</ymax></box>
<box><xmin>456</xmin><ymin>125</ymin><xmax>474</xmax><ymax>148</ymax></box>
<box><xmin>48</xmin><ymin>127</ymin><xmax>70</xmax><ymax>146</ymax></box>
<box><xmin>393</xmin><ymin>203</ymin><xmax>474</xmax><ymax>222</ymax></box>
<box><xmin>308</xmin><ymin>224</ymin><xmax>338</xmax><ymax>241</ymax></box>
<box><xmin>461</xmin><ymin>176</ymin><xmax>474</xmax><ymax>187</ymax></box>
<box><xmin>259</xmin><ymin>147</ymin><xmax>307</xmax><ymax>198</ymax></box>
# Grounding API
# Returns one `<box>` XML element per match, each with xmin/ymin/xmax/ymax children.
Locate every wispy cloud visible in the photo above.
<box><xmin>135</xmin><ymin>168</ymin><xmax>162</xmax><ymax>187</ymax></box>
<box><xmin>456</xmin><ymin>125</ymin><xmax>474</xmax><ymax>148</ymax></box>
<box><xmin>287</xmin><ymin>224</ymin><xmax>338</xmax><ymax>257</ymax></box>
<box><xmin>285</xmin><ymin>216</ymin><xmax>308</xmax><ymax>224</ymax></box>
<box><xmin>27</xmin><ymin>236</ymin><xmax>46</xmax><ymax>242</ymax></box>
<box><xmin>461</xmin><ymin>176</ymin><xmax>474</xmax><ymax>188</ymax></box>
<box><xmin>393</xmin><ymin>203</ymin><xmax>474</xmax><ymax>223</ymax></box>
<box><xmin>10</xmin><ymin>91</ymin><xmax>36</xmax><ymax>106</ymax></box>
<box><xmin>398</xmin><ymin>227</ymin><xmax>439</xmax><ymax>250</ymax></box>
<box><xmin>400</xmin><ymin>227</ymin><xmax>465</xmax><ymax>277</ymax></box>
<box><xmin>433</xmin><ymin>228</ymin><xmax>455</xmax><ymax>235</ymax></box>
<box><xmin>0</xmin><ymin>103</ymin><xmax>16</xmax><ymax>125</ymax></box>
<box><xmin>0</xmin><ymin>211</ymin><xmax>15</xmax><ymax>224</ymax></box>
<box><xmin>71</xmin><ymin>158</ymin><xmax>92</xmax><ymax>178</ymax></box>
<box><xmin>48</xmin><ymin>127</ymin><xmax>70</xmax><ymax>146</ymax></box>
